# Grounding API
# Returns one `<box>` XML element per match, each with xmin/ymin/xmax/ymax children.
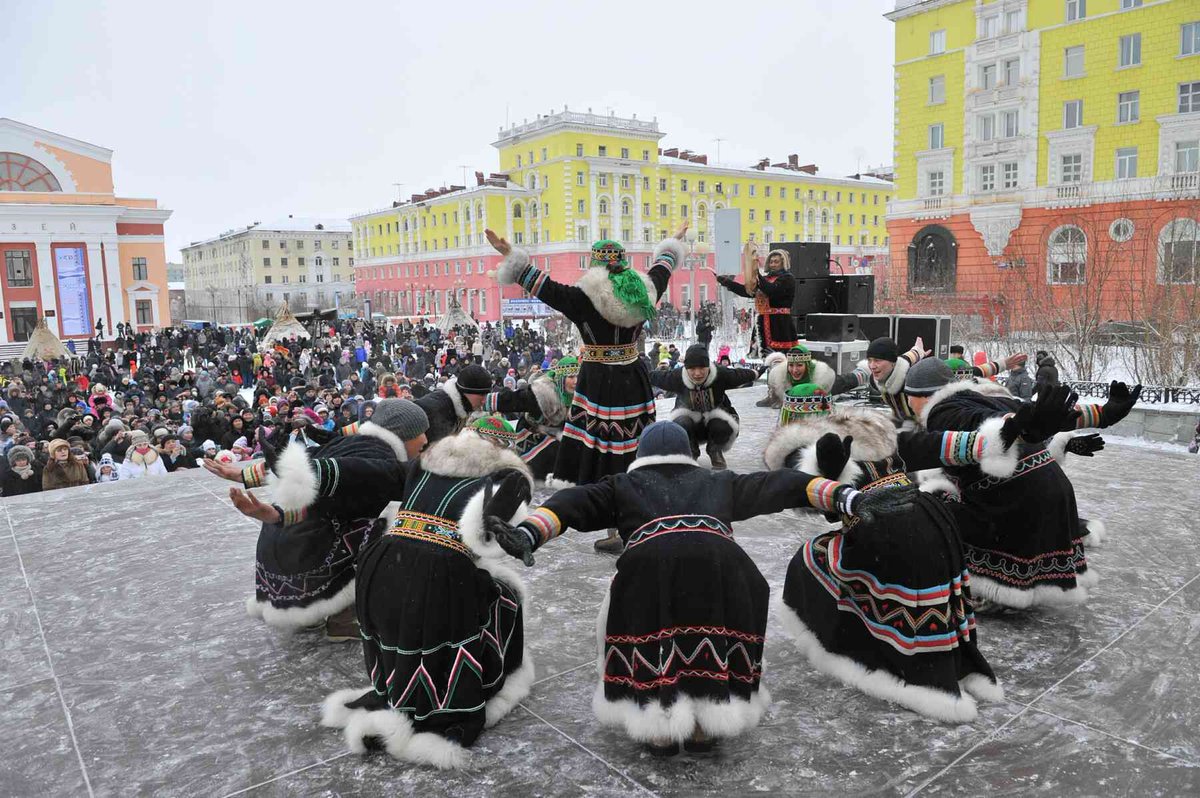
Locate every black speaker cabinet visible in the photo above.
<box><xmin>806</xmin><ymin>313</ymin><xmax>859</xmax><ymax>343</ymax></box>
<box><xmin>893</xmin><ymin>315</ymin><xmax>952</xmax><ymax>360</ymax></box>
<box><xmin>828</xmin><ymin>274</ymin><xmax>875</xmax><ymax>314</ymax></box>
<box><xmin>857</xmin><ymin>314</ymin><xmax>895</xmax><ymax>342</ymax></box>
<box><xmin>773</xmin><ymin>242</ymin><xmax>831</xmax><ymax>280</ymax></box>
<box><xmin>791</xmin><ymin>276</ymin><xmax>834</xmax><ymax>317</ymax></box>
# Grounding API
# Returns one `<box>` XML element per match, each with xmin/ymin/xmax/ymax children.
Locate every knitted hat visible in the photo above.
<box><xmin>683</xmin><ymin>344</ymin><xmax>710</xmax><ymax>369</ymax></box>
<box><xmin>471</xmin><ymin>414</ymin><xmax>517</xmax><ymax>446</ymax></box>
<box><xmin>635</xmin><ymin>421</ymin><xmax>692</xmax><ymax>459</ymax></box>
<box><xmin>786</xmin><ymin>343</ymin><xmax>813</xmax><ymax>365</ymax></box>
<box><xmin>129</xmin><ymin>429</ymin><xmax>150</xmax><ymax>446</ymax></box>
<box><xmin>455</xmin><ymin>364</ymin><xmax>492</xmax><ymax>394</ymax></box>
<box><xmin>780</xmin><ymin>383</ymin><xmax>831</xmax><ymax>425</ymax></box>
<box><xmin>866</xmin><ymin>337</ymin><xmax>899</xmax><ymax>362</ymax></box>
<box><xmin>904</xmin><ymin>357</ymin><xmax>954</xmax><ymax>396</ymax></box>
<box><xmin>98</xmin><ymin>452</ymin><xmax>116</xmax><ymax>470</ymax></box>
<box><xmin>177</xmin><ymin>424</ymin><xmax>193</xmax><ymax>437</ymax></box>
<box><xmin>945</xmin><ymin>357</ymin><xmax>975</xmax><ymax>380</ymax></box>
<box><xmin>201</xmin><ymin>439</ymin><xmax>218</xmax><ymax>452</ymax></box>
<box><xmin>369</xmin><ymin>399</ymin><xmax>429</xmax><ymax>441</ymax></box>
<box><xmin>7</xmin><ymin>444</ymin><xmax>32</xmax><ymax>465</ymax></box>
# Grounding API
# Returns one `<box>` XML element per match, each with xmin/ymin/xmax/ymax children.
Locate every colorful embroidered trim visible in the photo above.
<box><xmin>517</xmin><ymin>265</ymin><xmax>549</xmax><ymax>297</ymax></box>
<box><xmin>969</xmin><ymin>449</ymin><xmax>1053</xmax><ymax>491</ymax></box>
<box><xmin>341</xmin><ymin>421</ymin><xmax>360</xmax><ymax>436</ymax></box>
<box><xmin>652</xmin><ymin>247</ymin><xmax>679</xmax><ymax>273</ymax></box>
<box><xmin>860</xmin><ymin>471</ymin><xmax>913</xmax><ymax>492</ymax></box>
<box><xmin>280</xmin><ymin>506</ymin><xmax>307</xmax><ymax>526</ymax></box>
<box><xmin>570</xmin><ymin>390</ymin><xmax>656</xmax><ymax>419</ymax></box>
<box><xmin>241</xmin><ymin>461</ymin><xmax>267</xmax><ymax>488</ymax></box>
<box><xmin>312</xmin><ymin>458</ymin><xmax>341</xmax><ymax>498</ymax></box>
<box><xmin>805</xmin><ymin>477</ymin><xmax>843</xmax><ymax>513</ymax></box>
<box><xmin>939</xmin><ymin>430</ymin><xmax>984</xmax><ymax>466</ymax></box>
<box><xmin>522</xmin><ymin>507</ymin><xmax>562</xmax><ymax>544</ymax></box>
<box><xmin>626</xmin><ymin>514</ymin><xmax>733</xmax><ymax>549</ymax></box>
<box><xmin>580</xmin><ymin>343</ymin><xmax>639</xmax><ymax>365</ymax></box>
<box><xmin>1076</xmin><ymin>403</ymin><xmax>1102</xmax><ymax>429</ymax></box>
<box><xmin>976</xmin><ymin>361</ymin><xmax>999</xmax><ymax>378</ymax></box>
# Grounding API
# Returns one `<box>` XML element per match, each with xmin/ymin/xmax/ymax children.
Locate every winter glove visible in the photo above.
<box><xmin>257</xmin><ymin>427</ymin><xmax>279</xmax><ymax>472</ymax></box>
<box><xmin>815</xmin><ymin>433</ymin><xmax>853</xmax><ymax>480</ymax></box>
<box><xmin>1099</xmin><ymin>382</ymin><xmax>1141</xmax><ymax>428</ymax></box>
<box><xmin>484</xmin><ymin>515</ymin><xmax>536</xmax><ymax>567</ymax></box>
<box><xmin>845</xmin><ymin>483</ymin><xmax>919</xmax><ymax>525</ymax></box>
<box><xmin>1065</xmin><ymin>433</ymin><xmax>1105</xmax><ymax>457</ymax></box>
<box><xmin>1007</xmin><ymin>384</ymin><xmax>1080</xmax><ymax>444</ymax></box>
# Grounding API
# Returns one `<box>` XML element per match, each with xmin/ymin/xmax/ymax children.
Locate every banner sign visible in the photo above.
<box><xmin>502</xmin><ymin>298</ymin><xmax>555</xmax><ymax>317</ymax></box>
<box><xmin>54</xmin><ymin>246</ymin><xmax>92</xmax><ymax>337</ymax></box>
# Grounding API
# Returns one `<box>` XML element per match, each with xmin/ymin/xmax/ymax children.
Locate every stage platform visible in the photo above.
<box><xmin>2</xmin><ymin>388</ymin><xmax>1198</xmax><ymax>796</ymax></box>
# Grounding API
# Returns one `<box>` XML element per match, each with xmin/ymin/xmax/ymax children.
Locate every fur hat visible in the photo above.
<box><xmin>635</xmin><ymin>421</ymin><xmax>692</xmax><ymax>459</ymax></box>
<box><xmin>7</xmin><ymin>444</ymin><xmax>33</xmax><ymax>465</ymax></box>
<box><xmin>128</xmin><ymin>429</ymin><xmax>150</xmax><ymax>446</ymax></box>
<box><xmin>48</xmin><ymin>438</ymin><xmax>70</xmax><ymax>457</ymax></box>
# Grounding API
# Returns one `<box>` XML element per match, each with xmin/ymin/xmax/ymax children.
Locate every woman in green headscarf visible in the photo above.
<box><xmin>480</xmin><ymin>355</ymin><xmax>580</xmax><ymax>484</ymax></box>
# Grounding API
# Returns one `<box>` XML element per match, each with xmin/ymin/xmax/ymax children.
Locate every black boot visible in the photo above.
<box><xmin>594</xmin><ymin>529</ymin><xmax>624</xmax><ymax>554</ymax></box>
<box><xmin>707</xmin><ymin>445</ymin><xmax>727</xmax><ymax>470</ymax></box>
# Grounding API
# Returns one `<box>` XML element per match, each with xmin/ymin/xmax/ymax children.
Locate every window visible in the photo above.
<box><xmin>929</xmin><ymin>123</ymin><xmax>944</xmax><ymax>149</ymax></box>
<box><xmin>980</xmin><ymin>15</ymin><xmax>998</xmax><ymax>39</ymax></box>
<box><xmin>1179</xmin><ymin>82</ymin><xmax>1200</xmax><ymax>114</ymax></box>
<box><xmin>659</xmin><ymin>203</ymin><xmax>668</xmax><ymax>216</ymax></box>
<box><xmin>298</xmin><ymin>256</ymin><xmax>305</xmax><ymax>266</ymax></box>
<box><xmin>749</xmin><ymin>185</ymin><xmax>756</xmax><ymax>197</ymax></box>
<box><xmin>263</xmin><ymin>257</ymin><xmax>271</xmax><ymax>267</ymax></box>
<box><xmin>598</xmin><ymin>228</ymin><xmax>608</xmax><ymax>240</ymax></box>
<box><xmin>643</xmin><ymin>150</ymin><xmax>650</xmax><ymax>161</ymax></box>
<box><xmin>979</xmin><ymin>114</ymin><xmax>996</xmax><ymax>141</ymax></box>
<box><xmin>1061</xmin><ymin>153</ymin><xmax>1083</xmax><ymax>183</ymax></box>
<box><xmin>619</xmin><ymin>147</ymin><xmax>629</xmax><ymax>159</ymax></box>
<box><xmin>541</xmin><ymin>147</ymin><xmax>547</xmax><ymax>161</ymax></box>
<box><xmin>765</xmin><ymin>210</ymin><xmax>772</xmax><ymax>222</ymax></box>
<box><xmin>928</xmin><ymin>170</ymin><xmax>945</xmax><ymax>196</ymax></box>
<box><xmin>698</xmin><ymin>180</ymin><xmax>706</xmax><ymax>192</ymax></box>
<box><xmin>1064</xmin><ymin>46</ymin><xmax>1084</xmax><ymax>77</ymax></box>
<box><xmin>680</xmin><ymin>179</ymin><xmax>689</xmax><ymax>192</ymax></box>
<box><xmin>794</xmin><ymin>211</ymin><xmax>801</xmax><ymax>223</ymax></box>
<box><xmin>658</xmin><ymin>178</ymin><xmax>667</xmax><ymax>191</ymax></box>
<box><xmin>264</xmin><ymin>275</ymin><xmax>272</xmax><ymax>284</ymax></box>
<box><xmin>131</xmin><ymin>257</ymin><xmax>148</xmax><ymax>281</ymax></box>
<box><xmin>1002</xmin><ymin>110</ymin><xmax>1020</xmax><ymax>138</ymax></box>
<box><xmin>643</xmin><ymin>176</ymin><xmax>650</xmax><ymax>190</ymax></box>
<box><xmin>1117</xmin><ymin>90</ymin><xmax>1140</xmax><ymax>124</ymax></box>
<box><xmin>1177</xmin><ymin>140</ymin><xmax>1200</xmax><ymax>173</ymax></box>
<box><xmin>598</xmin><ymin>145</ymin><xmax>607</xmax><ymax>157</ymax></box>
<box><xmin>1184</xmin><ymin>22</ymin><xmax>1200</xmax><ymax>56</ymax></box>
<box><xmin>1003</xmin><ymin>162</ymin><xmax>1019</xmax><ymax>189</ymax></box>
<box><xmin>1121</xmin><ymin>0</ymin><xmax>1142</xmax><ymax>7</ymax></box>
<box><xmin>1005</xmin><ymin>9</ymin><xmax>1022</xmax><ymax>33</ymax></box>
<box><xmin>576</xmin><ymin>143</ymin><xmax>584</xmax><ymax>157</ymax></box>
<box><xmin>279</xmin><ymin>240</ymin><xmax>286</xmax><ymax>248</ymax></box>
<box><xmin>314</xmin><ymin>240</ymin><xmax>322</xmax><ymax>250</ymax></box>
<box><xmin>1064</xmin><ymin>100</ymin><xmax>1084</xmax><ymax>129</ymax></box>
<box><xmin>980</xmin><ymin>164</ymin><xmax>996</xmax><ymax>192</ymax></box>
<box><xmin>748</xmin><ymin>209</ymin><xmax>756</xmax><ymax>221</ymax></box>
<box><xmin>577</xmin><ymin>225</ymin><xmax>588</xmax><ymax>242</ymax></box>
<box><xmin>598</xmin><ymin>174</ymin><xmax>607</xmax><ymax>187</ymax></box>
<box><xmin>929</xmin><ymin>75</ymin><xmax>946</xmax><ymax>104</ymax></box>
<box><xmin>598</xmin><ymin>199</ymin><xmax>609</xmax><ymax>215</ymax></box>
<box><xmin>281</xmin><ymin>257</ymin><xmax>289</xmax><ymax>267</ymax></box>
<box><xmin>1158</xmin><ymin>219</ymin><xmax>1200</xmax><ymax>283</ymax></box>
<box><xmin>1066</xmin><ymin>0</ymin><xmax>1086</xmax><ymax>23</ymax></box>
<box><xmin>620</xmin><ymin>175</ymin><xmax>630</xmax><ymax>189</ymax></box>
<box><xmin>980</xmin><ymin>63</ymin><xmax>997</xmax><ymax>90</ymax></box>
<box><xmin>5</xmin><ymin>249</ymin><xmax>32</xmax><ymax>286</ymax></box>
<box><xmin>1116</xmin><ymin>148</ymin><xmax>1138</xmax><ymax>180</ymax></box>
<box><xmin>621</xmin><ymin>228</ymin><xmax>631</xmax><ymax>241</ymax></box>
<box><xmin>1119</xmin><ymin>33</ymin><xmax>1141</xmax><ymax>68</ymax></box>
<box><xmin>516</xmin><ymin>155</ymin><xmax>522</xmax><ymax>167</ymax></box>
<box><xmin>136</xmin><ymin>299</ymin><xmax>153</xmax><ymax>324</ymax></box>
<box><xmin>333</xmin><ymin>257</ymin><xmax>340</xmax><ymax>266</ymax></box>
<box><xmin>930</xmin><ymin>29</ymin><xmax>946</xmax><ymax>55</ymax></box>
<box><xmin>577</xmin><ymin>199</ymin><xmax>586</xmax><ymax>214</ymax></box>
<box><xmin>643</xmin><ymin>202</ymin><xmax>651</xmax><ymax>216</ymax></box>
<box><xmin>261</xmin><ymin>240</ymin><xmax>269</xmax><ymax>250</ymax></box>
<box><xmin>1048</xmin><ymin>226</ymin><xmax>1087</xmax><ymax>284</ymax></box>
<box><xmin>836</xmin><ymin>213</ymin><xmax>842</xmax><ymax>224</ymax></box>
<box><xmin>576</xmin><ymin>171</ymin><xmax>584</xmax><ymax>186</ymax></box>
<box><xmin>621</xmin><ymin>200</ymin><xmax>631</xmax><ymax>216</ymax></box>
<box><xmin>0</xmin><ymin>152</ymin><xmax>61</xmax><ymax>191</ymax></box>
<box><xmin>1004</xmin><ymin>58</ymin><xmax>1020</xmax><ymax>86</ymax></box>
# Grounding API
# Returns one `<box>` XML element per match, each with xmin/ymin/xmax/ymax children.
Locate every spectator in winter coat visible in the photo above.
<box><xmin>1007</xmin><ymin>364</ymin><xmax>1035</xmax><ymax>400</ymax></box>
<box><xmin>96</xmin><ymin>452</ymin><xmax>120</xmax><ymax>482</ymax></box>
<box><xmin>42</xmin><ymin>439</ymin><xmax>91</xmax><ymax>491</ymax></box>
<box><xmin>1035</xmin><ymin>352</ymin><xmax>1060</xmax><ymax>395</ymax></box>
<box><xmin>117</xmin><ymin>430</ymin><xmax>168</xmax><ymax>480</ymax></box>
<box><xmin>0</xmin><ymin>444</ymin><xmax>42</xmax><ymax>496</ymax></box>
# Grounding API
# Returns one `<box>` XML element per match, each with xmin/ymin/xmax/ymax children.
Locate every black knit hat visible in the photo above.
<box><xmin>683</xmin><ymin>344</ymin><xmax>710</xmax><ymax>369</ymax></box>
<box><xmin>866</xmin><ymin>337</ymin><xmax>899</xmax><ymax>362</ymax></box>
<box><xmin>455</xmin><ymin>364</ymin><xmax>493</xmax><ymax>395</ymax></box>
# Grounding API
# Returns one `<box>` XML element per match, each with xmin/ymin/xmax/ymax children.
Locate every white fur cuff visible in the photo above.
<box><xmin>269</xmin><ymin>441</ymin><xmax>319</xmax><ymax>511</ymax></box>
<box><xmin>977</xmin><ymin>416</ymin><xmax>1019</xmax><ymax>479</ymax></box>
<box><xmin>653</xmin><ymin>238</ymin><xmax>687</xmax><ymax>270</ymax></box>
<box><xmin>494</xmin><ymin>248</ymin><xmax>532</xmax><ymax>286</ymax></box>
<box><xmin>1047</xmin><ymin>432</ymin><xmax>1074</xmax><ymax>463</ymax></box>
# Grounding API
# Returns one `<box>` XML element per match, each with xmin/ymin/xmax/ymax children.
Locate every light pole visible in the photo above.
<box><xmin>683</xmin><ymin>229</ymin><xmax>711</xmax><ymax>340</ymax></box>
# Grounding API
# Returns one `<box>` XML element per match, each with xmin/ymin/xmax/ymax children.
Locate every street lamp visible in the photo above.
<box><xmin>683</xmin><ymin>229</ymin><xmax>712</xmax><ymax>339</ymax></box>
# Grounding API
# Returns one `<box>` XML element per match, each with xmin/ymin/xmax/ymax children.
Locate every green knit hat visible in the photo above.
<box><xmin>780</xmin><ymin>383</ymin><xmax>831</xmax><ymax>425</ymax></box>
<box><xmin>945</xmin><ymin>357</ymin><xmax>975</xmax><ymax>380</ymax></box>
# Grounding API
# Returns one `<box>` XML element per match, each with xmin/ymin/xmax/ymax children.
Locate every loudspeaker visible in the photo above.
<box><xmin>894</xmin><ymin>315</ymin><xmax>952</xmax><ymax>360</ymax></box>
<box><xmin>806</xmin><ymin>313</ymin><xmax>859</xmax><ymax>343</ymax></box>
<box><xmin>857</xmin><ymin>314</ymin><xmax>895</xmax><ymax>342</ymax></box>
<box><xmin>828</xmin><ymin>275</ymin><xmax>875</xmax><ymax>314</ymax></box>
<box><xmin>792</xmin><ymin>277</ymin><xmax>834</xmax><ymax>317</ymax></box>
<box><xmin>774</xmin><ymin>242</ymin><xmax>831</xmax><ymax>280</ymax></box>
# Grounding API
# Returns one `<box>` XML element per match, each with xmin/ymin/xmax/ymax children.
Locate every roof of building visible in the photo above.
<box><xmin>351</xmin><ymin>180</ymin><xmax>529</xmax><ymax>221</ymax></box>
<box><xmin>251</xmin><ymin>217</ymin><xmax>351</xmax><ymax>233</ymax></box>
<box><xmin>656</xmin><ymin>155</ymin><xmax>894</xmax><ymax>187</ymax></box>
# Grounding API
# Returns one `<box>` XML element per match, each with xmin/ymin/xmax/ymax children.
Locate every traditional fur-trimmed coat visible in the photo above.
<box><xmin>649</xmin><ymin>364</ymin><xmax>758</xmax><ymax>450</ymax></box>
<box><xmin>413</xmin><ymin>375</ymin><xmax>473</xmax><ymax>444</ymax></box>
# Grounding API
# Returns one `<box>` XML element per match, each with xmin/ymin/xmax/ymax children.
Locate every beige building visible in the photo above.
<box><xmin>182</xmin><ymin>216</ymin><xmax>354</xmax><ymax>323</ymax></box>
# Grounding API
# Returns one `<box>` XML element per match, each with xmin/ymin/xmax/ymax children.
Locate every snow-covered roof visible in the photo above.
<box><xmin>352</xmin><ymin>181</ymin><xmax>530</xmax><ymax>221</ymax></box>
<box><xmin>251</xmin><ymin>217</ymin><xmax>351</xmax><ymax>233</ymax></box>
<box><xmin>656</xmin><ymin>155</ymin><xmax>894</xmax><ymax>187</ymax></box>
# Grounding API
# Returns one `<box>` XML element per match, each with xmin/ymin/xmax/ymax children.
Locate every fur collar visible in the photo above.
<box><xmin>919</xmin><ymin>379</ymin><xmax>1014</xmax><ymax>428</ymax></box>
<box><xmin>627</xmin><ymin>454</ymin><xmax>699</xmax><ymax>472</ymax></box>
<box><xmin>420</xmin><ymin>428</ymin><xmax>533</xmax><ymax>488</ymax></box>
<box><xmin>357</xmin><ymin>422</ymin><xmax>408</xmax><ymax>461</ymax></box>
<box><xmin>681</xmin><ymin>365</ymin><xmax>718</xmax><ymax>390</ymax></box>
<box><xmin>876</xmin><ymin>356</ymin><xmax>910</xmax><ymax>395</ymax></box>
<box><xmin>763</xmin><ymin>408</ymin><xmax>898</xmax><ymax>471</ymax></box>
<box><xmin>438</xmin><ymin>376</ymin><xmax>469</xmax><ymax>419</ymax></box>
<box><xmin>768</xmin><ymin>359</ymin><xmax>835</xmax><ymax>399</ymax></box>
<box><xmin>575</xmin><ymin>267</ymin><xmax>658</xmax><ymax>329</ymax></box>
<box><xmin>529</xmin><ymin>374</ymin><xmax>566</xmax><ymax>426</ymax></box>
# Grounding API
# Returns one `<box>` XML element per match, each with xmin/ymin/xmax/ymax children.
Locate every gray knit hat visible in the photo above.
<box><xmin>903</xmin><ymin>357</ymin><xmax>954</xmax><ymax>396</ymax></box>
<box><xmin>369</xmin><ymin>399</ymin><xmax>429</xmax><ymax>441</ymax></box>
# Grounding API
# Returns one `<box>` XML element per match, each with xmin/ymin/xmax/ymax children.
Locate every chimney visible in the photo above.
<box><xmin>788</xmin><ymin>154</ymin><xmax>799</xmax><ymax>167</ymax></box>
<box><xmin>475</xmin><ymin>171</ymin><xmax>485</xmax><ymax>186</ymax></box>
<box><xmin>798</xmin><ymin>163</ymin><xmax>818</xmax><ymax>174</ymax></box>
<box><xmin>663</xmin><ymin>147</ymin><xmax>679</xmax><ymax>158</ymax></box>
<box><xmin>680</xmin><ymin>150</ymin><xmax>693</xmax><ymax>160</ymax></box>
<box><xmin>755</xmin><ymin>158</ymin><xmax>770</xmax><ymax>170</ymax></box>
<box><xmin>658</xmin><ymin>147</ymin><xmax>663</xmax><ymax>155</ymax></box>
<box><xmin>449</xmin><ymin>184</ymin><xmax>466</xmax><ymax>192</ymax></box>
<box><xmin>694</xmin><ymin>154</ymin><xmax>708</xmax><ymax>165</ymax></box>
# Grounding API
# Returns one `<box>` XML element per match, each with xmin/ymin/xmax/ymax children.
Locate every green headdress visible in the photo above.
<box><xmin>592</xmin><ymin>239</ymin><xmax>656</xmax><ymax>322</ymax></box>
<box><xmin>945</xmin><ymin>357</ymin><xmax>975</xmax><ymax>381</ymax></box>
<box><xmin>548</xmin><ymin>355</ymin><xmax>579</xmax><ymax>405</ymax></box>
<box><xmin>779</xmin><ymin>383</ymin><xmax>831</xmax><ymax>426</ymax></box>
<box><xmin>471</xmin><ymin>414</ymin><xmax>518</xmax><ymax>447</ymax></box>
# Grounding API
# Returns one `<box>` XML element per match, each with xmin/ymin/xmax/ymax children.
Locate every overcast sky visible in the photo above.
<box><xmin>3</xmin><ymin>0</ymin><xmax>898</xmax><ymax>260</ymax></box>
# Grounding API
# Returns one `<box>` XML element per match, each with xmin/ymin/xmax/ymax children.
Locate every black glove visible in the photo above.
<box><xmin>815</xmin><ymin>433</ymin><xmax>852</xmax><ymax>480</ymax></box>
<box><xmin>485</xmin><ymin>515</ymin><xmax>536</xmax><ymax>567</ymax></box>
<box><xmin>1065</xmin><ymin>433</ymin><xmax>1105</xmax><ymax>457</ymax></box>
<box><xmin>848</xmin><ymin>483</ymin><xmax>919</xmax><ymax>525</ymax></box>
<box><xmin>1015</xmin><ymin>384</ymin><xmax>1081</xmax><ymax>443</ymax></box>
<box><xmin>1099</xmin><ymin>381</ymin><xmax>1141</xmax><ymax>428</ymax></box>
<box><xmin>257</xmin><ymin>426</ymin><xmax>279</xmax><ymax>472</ymax></box>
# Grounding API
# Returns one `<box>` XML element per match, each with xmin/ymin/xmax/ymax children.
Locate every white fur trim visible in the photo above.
<box><xmin>268</xmin><ymin>441</ymin><xmax>319</xmax><ymax>511</ymax></box>
<box><xmin>811</xmin><ymin>360</ymin><xmax>836</xmax><ymax>392</ymax></box>
<box><xmin>767</xmin><ymin>362</ymin><xmax>790</xmax><ymax>403</ymax></box>
<box><xmin>251</xmin><ymin>580</ymin><xmax>355</xmax><ymax>630</ymax></box>
<box><xmin>668</xmin><ymin>407</ymin><xmax>703</xmax><ymax>425</ymax></box>
<box><xmin>595</xmin><ymin>588</ymin><xmax>611</xmax><ymax>674</ymax></box>
<box><xmin>574</xmin><ymin>267</ymin><xmax>658</xmax><ymax>329</ymax></box>
<box><xmin>1047</xmin><ymin>432</ymin><xmax>1074</xmax><ymax>463</ymax></box>
<box><xmin>321</xmin><ymin>687</ymin><xmax>374</xmax><ymax>729</ymax></box>
<box><xmin>357</xmin><ymin>422</ymin><xmax>409</xmax><ymax>461</ymax></box>
<box><xmin>774</xmin><ymin>597</ymin><xmax>980</xmax><ymax>723</ymax></box>
<box><xmin>796</xmin><ymin>440</ymin><xmax>863</xmax><ymax>484</ymax></box>
<box><xmin>484</xmin><ymin>654</ymin><xmax>535</xmax><ymax>728</ymax></box>
<box><xmin>627</xmin><ymin>454</ymin><xmax>700</xmax><ymax>471</ymax></box>
<box><xmin>704</xmin><ymin>407</ymin><xmax>740</xmax><ymax>452</ymax></box>
<box><xmin>653</xmin><ymin>237</ymin><xmax>687</xmax><ymax>269</ymax></box>
<box><xmin>762</xmin><ymin>407</ymin><xmax>897</xmax><ymax>471</ymax></box>
<box><xmin>1083</xmin><ymin>519</ymin><xmax>1106</xmax><ymax>549</ymax></box>
<box><xmin>977</xmin><ymin>416</ymin><xmax>1019</xmax><ymax>479</ymax></box>
<box><xmin>244</xmin><ymin>594</ymin><xmax>263</xmax><ymax>618</ymax></box>
<box><xmin>494</xmin><ymin>247</ymin><xmax>531</xmax><ymax>286</ymax></box>
<box><xmin>456</xmin><ymin>492</ymin><xmax>529</xmax><ymax>601</ymax></box>
<box><xmin>543</xmin><ymin>474</ymin><xmax>576</xmax><ymax>490</ymax></box>
<box><xmin>763</xmin><ymin>352</ymin><xmax>786</xmax><ymax>373</ymax></box>
<box><xmin>439</xmin><ymin>377</ymin><xmax>470</xmax><ymax>419</ymax></box>
<box><xmin>420</xmin><ymin>428</ymin><xmax>534</xmax><ymax>488</ymax></box>
<box><xmin>344</xmin><ymin>708</ymin><xmax>469</xmax><ymax>769</ymax></box>
<box><xmin>529</xmin><ymin>376</ymin><xmax>566</xmax><ymax>426</ymax></box>
<box><xmin>880</xmin><ymin>354</ymin><xmax>911</xmax><ymax>396</ymax></box>
<box><xmin>919</xmin><ymin>379</ymin><xmax>1014</xmax><ymax>428</ymax></box>
<box><xmin>680</xmin><ymin>363</ymin><xmax>718</xmax><ymax>390</ymax></box>
<box><xmin>915</xmin><ymin>468</ymin><xmax>959</xmax><ymax>497</ymax></box>
<box><xmin>591</xmin><ymin>680</ymin><xmax>771</xmax><ymax>743</ymax></box>
<box><xmin>969</xmin><ymin>573</ymin><xmax>1090</xmax><ymax>609</ymax></box>
<box><xmin>960</xmin><ymin>672</ymin><xmax>1005</xmax><ymax>703</ymax></box>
